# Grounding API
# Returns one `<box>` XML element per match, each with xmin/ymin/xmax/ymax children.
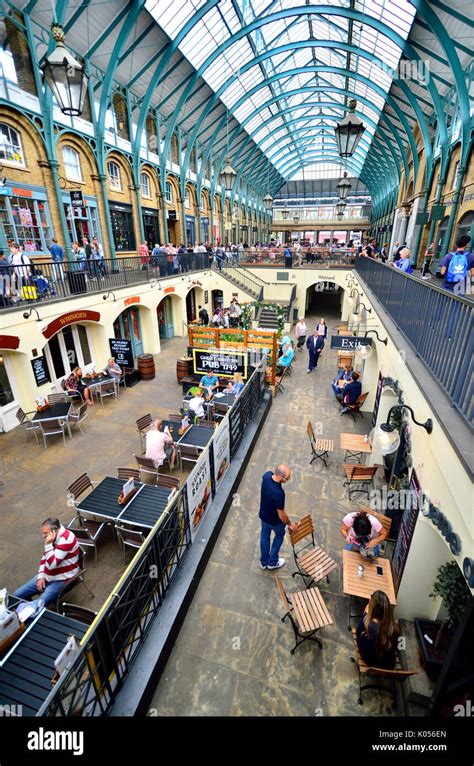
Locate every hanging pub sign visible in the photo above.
<box><xmin>31</xmin><ymin>356</ymin><xmax>50</xmax><ymax>387</ymax></box>
<box><xmin>70</xmin><ymin>190</ymin><xmax>84</xmax><ymax>209</ymax></box>
<box><xmin>193</xmin><ymin>349</ymin><xmax>248</xmax><ymax>379</ymax></box>
<box><xmin>330</xmin><ymin>335</ymin><xmax>372</xmax><ymax>351</ymax></box>
<box><xmin>109</xmin><ymin>338</ymin><xmax>134</xmax><ymax>368</ymax></box>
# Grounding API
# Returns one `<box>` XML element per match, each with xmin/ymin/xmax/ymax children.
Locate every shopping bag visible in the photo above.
<box><xmin>21</xmin><ymin>284</ymin><xmax>37</xmax><ymax>300</ymax></box>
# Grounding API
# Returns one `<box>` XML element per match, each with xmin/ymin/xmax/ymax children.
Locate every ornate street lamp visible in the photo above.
<box><xmin>334</xmin><ymin>99</ymin><xmax>366</xmax><ymax>158</ymax></box>
<box><xmin>336</xmin><ymin>211</ymin><xmax>344</xmax><ymax>221</ymax></box>
<box><xmin>335</xmin><ymin>199</ymin><xmax>346</xmax><ymax>216</ymax></box>
<box><xmin>40</xmin><ymin>23</ymin><xmax>89</xmax><ymax>116</ymax></box>
<box><xmin>337</xmin><ymin>171</ymin><xmax>352</xmax><ymax>200</ymax></box>
<box><xmin>293</xmin><ymin>212</ymin><xmax>300</xmax><ymax>224</ymax></box>
<box><xmin>219</xmin><ymin>157</ymin><xmax>237</xmax><ymax>193</ymax></box>
<box><xmin>282</xmin><ymin>206</ymin><xmax>290</xmax><ymax>220</ymax></box>
<box><xmin>370</xmin><ymin>405</ymin><xmax>433</xmax><ymax>455</ymax></box>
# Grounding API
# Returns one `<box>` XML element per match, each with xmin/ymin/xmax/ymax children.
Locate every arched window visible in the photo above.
<box><xmin>108</xmin><ymin>161</ymin><xmax>122</xmax><ymax>191</ymax></box>
<box><xmin>62</xmin><ymin>145</ymin><xmax>82</xmax><ymax>182</ymax></box>
<box><xmin>201</xmin><ymin>193</ymin><xmax>207</xmax><ymax>211</ymax></box>
<box><xmin>165</xmin><ymin>182</ymin><xmax>173</xmax><ymax>203</ymax></box>
<box><xmin>0</xmin><ymin>123</ymin><xmax>24</xmax><ymax>166</ymax></box>
<box><xmin>140</xmin><ymin>172</ymin><xmax>151</xmax><ymax>198</ymax></box>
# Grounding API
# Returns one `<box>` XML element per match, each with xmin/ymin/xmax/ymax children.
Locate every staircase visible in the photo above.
<box><xmin>218</xmin><ymin>264</ymin><xmax>266</xmax><ymax>300</ymax></box>
<box><xmin>258</xmin><ymin>305</ymin><xmax>279</xmax><ymax>330</ymax></box>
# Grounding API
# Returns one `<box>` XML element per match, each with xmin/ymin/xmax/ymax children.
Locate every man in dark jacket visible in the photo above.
<box><xmin>339</xmin><ymin>372</ymin><xmax>362</xmax><ymax>413</ymax></box>
<box><xmin>306</xmin><ymin>330</ymin><xmax>325</xmax><ymax>372</ymax></box>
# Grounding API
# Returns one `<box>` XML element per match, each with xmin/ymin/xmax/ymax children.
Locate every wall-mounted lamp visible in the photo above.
<box><xmin>150</xmin><ymin>280</ymin><xmax>161</xmax><ymax>290</ymax></box>
<box><xmin>351</xmin><ymin>302</ymin><xmax>371</xmax><ymax>322</ymax></box>
<box><xmin>102</xmin><ymin>291</ymin><xmax>116</xmax><ymax>302</ymax></box>
<box><xmin>347</xmin><ymin>287</ymin><xmax>363</xmax><ymax>307</ymax></box>
<box><xmin>355</xmin><ymin>330</ymin><xmax>388</xmax><ymax>360</ymax></box>
<box><xmin>370</xmin><ymin>405</ymin><xmax>433</xmax><ymax>455</ymax></box>
<box><xmin>23</xmin><ymin>308</ymin><xmax>42</xmax><ymax>321</ymax></box>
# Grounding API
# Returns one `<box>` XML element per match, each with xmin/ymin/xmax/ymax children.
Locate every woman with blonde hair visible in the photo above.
<box><xmin>356</xmin><ymin>590</ymin><xmax>398</xmax><ymax>669</ymax></box>
<box><xmin>225</xmin><ymin>372</ymin><xmax>244</xmax><ymax>397</ymax></box>
<box><xmin>316</xmin><ymin>317</ymin><xmax>327</xmax><ymax>338</ymax></box>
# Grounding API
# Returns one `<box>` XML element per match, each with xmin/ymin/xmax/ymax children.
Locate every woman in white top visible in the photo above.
<box><xmin>295</xmin><ymin>317</ymin><xmax>307</xmax><ymax>350</ymax></box>
<box><xmin>316</xmin><ymin>318</ymin><xmax>328</xmax><ymax>338</ymax></box>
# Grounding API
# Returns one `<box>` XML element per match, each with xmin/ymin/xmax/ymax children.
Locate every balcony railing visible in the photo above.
<box><xmin>355</xmin><ymin>256</ymin><xmax>474</xmax><ymax>428</ymax></box>
<box><xmin>0</xmin><ymin>254</ymin><xmax>212</xmax><ymax>311</ymax></box>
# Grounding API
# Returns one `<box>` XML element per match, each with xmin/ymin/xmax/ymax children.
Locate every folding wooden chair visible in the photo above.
<box><xmin>307</xmin><ymin>421</ymin><xmax>334</xmax><ymax>467</ymax></box>
<box><xmin>342</xmin><ymin>464</ymin><xmax>378</xmax><ymax>500</ymax></box>
<box><xmin>350</xmin><ymin>629</ymin><xmax>417</xmax><ymax>707</ymax></box>
<box><xmin>275</xmin><ymin>575</ymin><xmax>333</xmax><ymax>654</ymax></box>
<box><xmin>288</xmin><ymin>515</ymin><xmax>337</xmax><ymax>586</ymax></box>
<box><xmin>341</xmin><ymin>392</ymin><xmax>369</xmax><ymax>420</ymax></box>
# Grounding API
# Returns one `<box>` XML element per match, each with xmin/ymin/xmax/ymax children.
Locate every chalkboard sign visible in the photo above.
<box><xmin>370</xmin><ymin>371</ymin><xmax>384</xmax><ymax>430</ymax></box>
<box><xmin>70</xmin><ymin>190</ymin><xmax>84</xmax><ymax>208</ymax></box>
<box><xmin>31</xmin><ymin>356</ymin><xmax>50</xmax><ymax>387</ymax></box>
<box><xmin>392</xmin><ymin>469</ymin><xmax>421</xmax><ymax>592</ymax></box>
<box><xmin>193</xmin><ymin>349</ymin><xmax>247</xmax><ymax>379</ymax></box>
<box><xmin>204</xmin><ymin>291</ymin><xmax>209</xmax><ymax>305</ymax></box>
<box><xmin>109</xmin><ymin>338</ymin><xmax>134</xmax><ymax>368</ymax></box>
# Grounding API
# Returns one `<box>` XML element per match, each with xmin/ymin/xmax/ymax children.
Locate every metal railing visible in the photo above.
<box><xmin>219</xmin><ymin>261</ymin><xmax>266</xmax><ymax>299</ymax></box>
<box><xmin>0</xmin><ymin>254</ymin><xmax>212</xmax><ymax>311</ymax></box>
<box><xmin>287</xmin><ymin>285</ymin><xmax>297</xmax><ymax>321</ymax></box>
<box><xmin>355</xmin><ymin>256</ymin><xmax>474</xmax><ymax>428</ymax></box>
<box><xmin>238</xmin><ymin>247</ymin><xmax>356</xmax><ymax>268</ymax></box>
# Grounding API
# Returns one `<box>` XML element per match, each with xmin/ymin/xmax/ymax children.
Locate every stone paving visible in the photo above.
<box><xmin>150</xmin><ymin>311</ymin><xmax>397</xmax><ymax>717</ymax></box>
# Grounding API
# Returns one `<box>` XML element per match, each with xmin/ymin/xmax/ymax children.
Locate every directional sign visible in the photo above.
<box><xmin>330</xmin><ymin>335</ymin><xmax>372</xmax><ymax>351</ymax></box>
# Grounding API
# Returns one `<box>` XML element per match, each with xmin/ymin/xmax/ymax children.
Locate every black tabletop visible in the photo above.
<box><xmin>82</xmin><ymin>373</ymin><xmax>115</xmax><ymax>387</ymax></box>
<box><xmin>76</xmin><ymin>476</ymin><xmax>127</xmax><ymax>520</ymax></box>
<box><xmin>119</xmin><ymin>485</ymin><xmax>172</xmax><ymax>529</ymax></box>
<box><xmin>33</xmin><ymin>402</ymin><xmax>71</xmax><ymax>421</ymax></box>
<box><xmin>0</xmin><ymin>610</ymin><xmax>87</xmax><ymax>715</ymax></box>
<box><xmin>160</xmin><ymin>419</ymin><xmax>180</xmax><ymax>441</ymax></box>
<box><xmin>212</xmin><ymin>392</ymin><xmax>236</xmax><ymax>408</ymax></box>
<box><xmin>176</xmin><ymin>425</ymin><xmax>214</xmax><ymax>449</ymax></box>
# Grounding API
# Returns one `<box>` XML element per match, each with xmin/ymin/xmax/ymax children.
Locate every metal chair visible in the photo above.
<box><xmin>342</xmin><ymin>464</ymin><xmax>379</xmax><ymax>500</ymax></box>
<box><xmin>134</xmin><ymin>453</ymin><xmax>159</xmax><ymax>485</ymax></box>
<box><xmin>48</xmin><ymin>392</ymin><xmax>68</xmax><ymax>404</ymax></box>
<box><xmin>341</xmin><ymin>392</ymin><xmax>369</xmax><ymax>420</ymax></box>
<box><xmin>117</xmin><ymin>467</ymin><xmax>141</xmax><ymax>482</ymax></box>
<box><xmin>168</xmin><ymin>414</ymin><xmax>182</xmax><ymax>422</ymax></box>
<box><xmin>66</xmin><ymin>472</ymin><xmax>96</xmax><ymax>508</ymax></box>
<box><xmin>68</xmin><ymin>402</ymin><xmax>88</xmax><ymax>435</ymax></box>
<box><xmin>156</xmin><ymin>474</ymin><xmax>180</xmax><ymax>495</ymax></box>
<box><xmin>136</xmin><ymin>414</ymin><xmax>153</xmax><ymax>451</ymax></box>
<box><xmin>288</xmin><ymin>515</ymin><xmax>337</xmax><ymax>586</ymax></box>
<box><xmin>177</xmin><ymin>444</ymin><xmax>200</xmax><ymax>471</ymax></box>
<box><xmin>54</xmin><ymin>548</ymin><xmax>93</xmax><ymax>611</ymax></box>
<box><xmin>115</xmin><ymin>523</ymin><xmax>147</xmax><ymax>562</ymax></box>
<box><xmin>61</xmin><ymin>602</ymin><xmax>97</xmax><ymax>625</ymax></box>
<box><xmin>15</xmin><ymin>407</ymin><xmax>40</xmax><ymax>444</ymax></box>
<box><xmin>275</xmin><ymin>575</ymin><xmax>333</xmax><ymax>655</ymax></box>
<box><xmin>39</xmin><ymin>417</ymin><xmax>69</xmax><ymax>449</ymax></box>
<box><xmin>67</xmin><ymin>516</ymin><xmax>108</xmax><ymax>565</ymax></box>
<box><xmin>98</xmin><ymin>380</ymin><xmax>117</xmax><ymax>407</ymax></box>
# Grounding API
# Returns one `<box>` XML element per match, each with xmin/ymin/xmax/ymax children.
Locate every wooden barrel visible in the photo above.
<box><xmin>137</xmin><ymin>354</ymin><xmax>155</xmax><ymax>380</ymax></box>
<box><xmin>176</xmin><ymin>358</ymin><xmax>188</xmax><ymax>383</ymax></box>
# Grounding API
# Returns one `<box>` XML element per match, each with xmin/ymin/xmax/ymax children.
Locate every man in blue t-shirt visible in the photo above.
<box><xmin>440</xmin><ymin>235</ymin><xmax>474</xmax><ymax>292</ymax></box>
<box><xmin>259</xmin><ymin>465</ymin><xmax>296</xmax><ymax>570</ymax></box>
<box><xmin>49</xmin><ymin>238</ymin><xmax>65</xmax><ymax>282</ymax></box>
<box><xmin>200</xmin><ymin>372</ymin><xmax>220</xmax><ymax>399</ymax></box>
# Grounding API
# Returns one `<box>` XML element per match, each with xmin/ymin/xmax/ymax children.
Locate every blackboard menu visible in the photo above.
<box><xmin>204</xmin><ymin>290</ymin><xmax>209</xmax><ymax>304</ymax></box>
<box><xmin>371</xmin><ymin>371</ymin><xmax>384</xmax><ymax>430</ymax></box>
<box><xmin>109</xmin><ymin>338</ymin><xmax>134</xmax><ymax>368</ymax></box>
<box><xmin>392</xmin><ymin>469</ymin><xmax>421</xmax><ymax>592</ymax></box>
<box><xmin>31</xmin><ymin>356</ymin><xmax>50</xmax><ymax>387</ymax></box>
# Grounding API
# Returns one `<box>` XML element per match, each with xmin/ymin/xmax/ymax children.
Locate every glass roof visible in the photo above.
<box><xmin>145</xmin><ymin>0</ymin><xmax>416</xmax><ymax>180</ymax></box>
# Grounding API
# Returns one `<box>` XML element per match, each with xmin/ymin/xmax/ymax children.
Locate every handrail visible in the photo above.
<box><xmin>355</xmin><ymin>256</ymin><xmax>473</xmax><ymax>428</ymax></box>
<box><xmin>287</xmin><ymin>284</ymin><xmax>297</xmax><ymax>321</ymax></box>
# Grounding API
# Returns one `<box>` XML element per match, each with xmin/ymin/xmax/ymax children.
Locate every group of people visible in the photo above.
<box><xmin>331</xmin><ymin>365</ymin><xmax>362</xmax><ymax>414</ymax></box>
<box><xmin>64</xmin><ymin>357</ymin><xmax>123</xmax><ymax>406</ymax></box>
<box><xmin>204</xmin><ymin>299</ymin><xmax>243</xmax><ymax>328</ymax></box>
<box><xmin>184</xmin><ymin>372</ymin><xmax>245</xmax><ymax>422</ymax></box>
<box><xmin>258</xmin><ymin>467</ymin><xmax>397</xmax><ymax>669</ymax></box>
<box><xmin>71</xmin><ymin>236</ymin><xmax>106</xmax><ymax>277</ymax></box>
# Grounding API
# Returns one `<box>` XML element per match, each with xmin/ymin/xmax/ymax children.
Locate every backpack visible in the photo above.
<box><xmin>446</xmin><ymin>251</ymin><xmax>468</xmax><ymax>283</ymax></box>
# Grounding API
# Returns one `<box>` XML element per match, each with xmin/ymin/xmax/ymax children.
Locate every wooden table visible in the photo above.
<box><xmin>309</xmin><ymin>437</ymin><xmax>334</xmax><ymax>468</ymax></box>
<box><xmin>339</xmin><ymin>432</ymin><xmax>372</xmax><ymax>463</ymax></box>
<box><xmin>343</xmin><ymin>549</ymin><xmax>397</xmax><ymax>628</ymax></box>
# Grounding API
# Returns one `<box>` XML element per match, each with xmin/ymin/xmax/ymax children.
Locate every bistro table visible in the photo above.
<box><xmin>82</xmin><ymin>372</ymin><xmax>116</xmax><ymax>401</ymax></box>
<box><xmin>339</xmin><ymin>432</ymin><xmax>372</xmax><ymax>463</ymax></box>
<box><xmin>76</xmin><ymin>476</ymin><xmax>173</xmax><ymax>530</ymax></box>
<box><xmin>211</xmin><ymin>392</ymin><xmax>237</xmax><ymax>408</ymax></box>
<box><xmin>342</xmin><ymin>549</ymin><xmax>397</xmax><ymax>629</ymax></box>
<box><xmin>0</xmin><ymin>598</ymin><xmax>87</xmax><ymax>716</ymax></box>
<box><xmin>176</xmin><ymin>424</ymin><xmax>214</xmax><ymax>452</ymax></box>
<box><xmin>33</xmin><ymin>402</ymin><xmax>72</xmax><ymax>438</ymax></box>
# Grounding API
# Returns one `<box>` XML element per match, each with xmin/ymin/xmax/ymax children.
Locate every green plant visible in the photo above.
<box><xmin>430</xmin><ymin>561</ymin><xmax>471</xmax><ymax>630</ymax></box>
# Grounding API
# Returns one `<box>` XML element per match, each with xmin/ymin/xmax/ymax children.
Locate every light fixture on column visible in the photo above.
<box><xmin>40</xmin><ymin>23</ymin><xmax>89</xmax><ymax>116</ymax></box>
<box><xmin>370</xmin><ymin>405</ymin><xmax>433</xmax><ymax>455</ymax></box>
<box><xmin>337</xmin><ymin>171</ymin><xmax>352</xmax><ymax>200</ymax></box>
<box><xmin>334</xmin><ymin>99</ymin><xmax>366</xmax><ymax>158</ymax></box>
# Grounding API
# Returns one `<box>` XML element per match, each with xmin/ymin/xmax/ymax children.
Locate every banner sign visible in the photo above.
<box><xmin>186</xmin><ymin>450</ymin><xmax>212</xmax><ymax>540</ymax></box>
<box><xmin>192</xmin><ymin>349</ymin><xmax>248</xmax><ymax>379</ymax></box>
<box><xmin>70</xmin><ymin>190</ymin><xmax>84</xmax><ymax>208</ymax></box>
<box><xmin>109</xmin><ymin>338</ymin><xmax>134</xmax><ymax>368</ymax></box>
<box><xmin>31</xmin><ymin>356</ymin><xmax>50</xmax><ymax>387</ymax></box>
<box><xmin>330</xmin><ymin>335</ymin><xmax>372</xmax><ymax>351</ymax></box>
<box><xmin>212</xmin><ymin>416</ymin><xmax>230</xmax><ymax>493</ymax></box>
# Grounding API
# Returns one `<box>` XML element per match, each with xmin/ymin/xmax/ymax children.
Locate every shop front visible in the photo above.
<box><xmin>167</xmin><ymin>210</ymin><xmax>179</xmax><ymax>245</ymax></box>
<box><xmin>0</xmin><ymin>335</ymin><xmax>21</xmax><ymax>432</ymax></box>
<box><xmin>0</xmin><ymin>183</ymin><xmax>53</xmax><ymax>255</ymax></box>
<box><xmin>108</xmin><ymin>201</ymin><xmax>136</xmax><ymax>252</ymax></box>
<box><xmin>63</xmin><ymin>193</ymin><xmax>102</xmax><ymax>247</ymax></box>
<box><xmin>113</xmin><ymin>305</ymin><xmax>143</xmax><ymax>358</ymax></box>
<box><xmin>185</xmin><ymin>215</ymin><xmax>195</xmax><ymax>247</ymax></box>
<box><xmin>157</xmin><ymin>295</ymin><xmax>175</xmax><ymax>339</ymax></box>
<box><xmin>142</xmin><ymin>207</ymin><xmax>160</xmax><ymax>251</ymax></box>
<box><xmin>42</xmin><ymin>322</ymin><xmax>95</xmax><ymax>388</ymax></box>
<box><xmin>201</xmin><ymin>216</ymin><xmax>209</xmax><ymax>242</ymax></box>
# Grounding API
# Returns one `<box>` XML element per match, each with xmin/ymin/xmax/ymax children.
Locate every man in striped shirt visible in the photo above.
<box><xmin>14</xmin><ymin>518</ymin><xmax>81</xmax><ymax>608</ymax></box>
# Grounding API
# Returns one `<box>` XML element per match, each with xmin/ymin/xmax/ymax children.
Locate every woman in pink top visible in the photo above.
<box><xmin>145</xmin><ymin>419</ymin><xmax>177</xmax><ymax>468</ymax></box>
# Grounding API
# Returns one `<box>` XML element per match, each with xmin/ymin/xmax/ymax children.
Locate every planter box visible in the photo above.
<box><xmin>414</xmin><ymin>618</ymin><xmax>453</xmax><ymax>680</ymax></box>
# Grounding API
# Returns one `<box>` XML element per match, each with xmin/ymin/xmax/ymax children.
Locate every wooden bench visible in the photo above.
<box><xmin>350</xmin><ymin>628</ymin><xmax>417</xmax><ymax>707</ymax></box>
<box><xmin>343</xmin><ymin>463</ymin><xmax>378</xmax><ymax>500</ymax></box>
<box><xmin>275</xmin><ymin>575</ymin><xmax>333</xmax><ymax>654</ymax></box>
<box><xmin>289</xmin><ymin>515</ymin><xmax>337</xmax><ymax>585</ymax></box>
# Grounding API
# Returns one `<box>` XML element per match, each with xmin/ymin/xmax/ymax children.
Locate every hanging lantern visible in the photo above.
<box><xmin>219</xmin><ymin>157</ymin><xmax>237</xmax><ymax>192</ymax></box>
<box><xmin>40</xmin><ymin>23</ymin><xmax>89</xmax><ymax>116</ymax></box>
<box><xmin>335</xmin><ymin>199</ymin><xmax>346</xmax><ymax>216</ymax></box>
<box><xmin>282</xmin><ymin>206</ymin><xmax>290</xmax><ymax>220</ymax></box>
<box><xmin>263</xmin><ymin>192</ymin><xmax>273</xmax><ymax>211</ymax></box>
<box><xmin>293</xmin><ymin>212</ymin><xmax>300</xmax><ymax>224</ymax></box>
<box><xmin>336</xmin><ymin>211</ymin><xmax>344</xmax><ymax>221</ymax></box>
<box><xmin>334</xmin><ymin>99</ymin><xmax>366</xmax><ymax>157</ymax></box>
<box><xmin>336</xmin><ymin>171</ymin><xmax>352</xmax><ymax>200</ymax></box>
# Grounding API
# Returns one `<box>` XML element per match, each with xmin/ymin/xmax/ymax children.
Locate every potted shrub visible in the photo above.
<box><xmin>414</xmin><ymin>561</ymin><xmax>471</xmax><ymax>679</ymax></box>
